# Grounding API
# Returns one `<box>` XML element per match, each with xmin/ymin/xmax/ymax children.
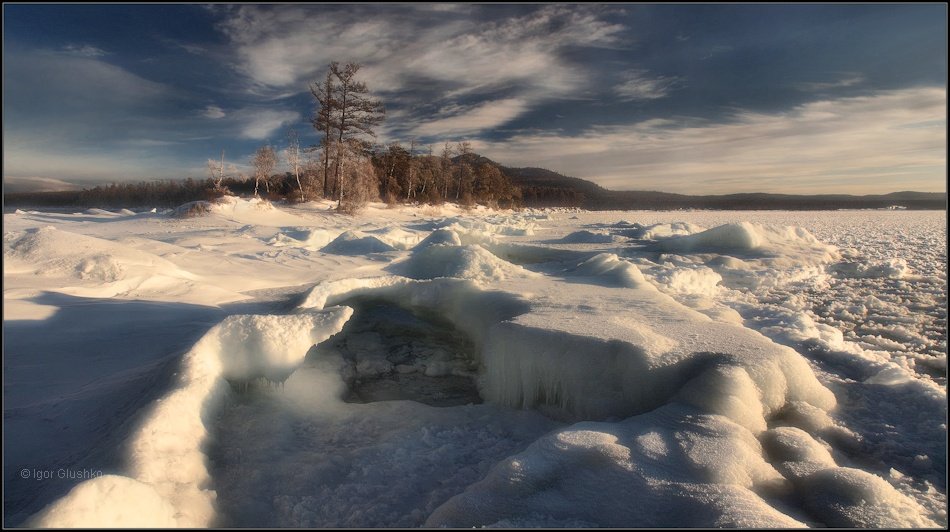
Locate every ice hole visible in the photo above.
<box><xmin>320</xmin><ymin>298</ymin><xmax>483</xmax><ymax>407</ymax></box>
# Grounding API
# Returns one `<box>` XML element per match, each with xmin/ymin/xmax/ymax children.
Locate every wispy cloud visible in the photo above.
<box><xmin>615</xmin><ymin>70</ymin><xmax>681</xmax><ymax>101</ymax></box>
<box><xmin>236</xmin><ymin>109</ymin><xmax>301</xmax><ymax>140</ymax></box>
<box><xmin>213</xmin><ymin>5</ymin><xmax>626</xmax><ymax>138</ymax></box>
<box><xmin>795</xmin><ymin>73</ymin><xmax>865</xmax><ymax>92</ymax></box>
<box><xmin>410</xmin><ymin>98</ymin><xmax>529</xmax><ymax>138</ymax></box>
<box><xmin>474</xmin><ymin>87</ymin><xmax>946</xmax><ymax>194</ymax></box>
<box><xmin>62</xmin><ymin>43</ymin><xmax>108</xmax><ymax>57</ymax></box>
<box><xmin>203</xmin><ymin>105</ymin><xmax>226</xmax><ymax>119</ymax></box>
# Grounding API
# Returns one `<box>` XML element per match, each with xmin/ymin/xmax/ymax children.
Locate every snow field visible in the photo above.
<box><xmin>4</xmin><ymin>200</ymin><xmax>944</xmax><ymax>527</ymax></box>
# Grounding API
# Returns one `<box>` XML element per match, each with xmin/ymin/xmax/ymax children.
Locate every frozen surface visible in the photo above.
<box><xmin>4</xmin><ymin>200</ymin><xmax>945</xmax><ymax>528</ymax></box>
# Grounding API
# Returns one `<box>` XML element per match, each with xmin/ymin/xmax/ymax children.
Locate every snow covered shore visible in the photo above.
<box><xmin>4</xmin><ymin>199</ymin><xmax>945</xmax><ymax>527</ymax></box>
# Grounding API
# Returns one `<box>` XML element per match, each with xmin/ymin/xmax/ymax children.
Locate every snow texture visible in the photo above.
<box><xmin>4</xmin><ymin>200</ymin><xmax>944</xmax><ymax>528</ymax></box>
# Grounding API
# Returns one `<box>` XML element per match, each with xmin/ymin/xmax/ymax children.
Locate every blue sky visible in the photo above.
<box><xmin>3</xmin><ymin>4</ymin><xmax>946</xmax><ymax>194</ymax></box>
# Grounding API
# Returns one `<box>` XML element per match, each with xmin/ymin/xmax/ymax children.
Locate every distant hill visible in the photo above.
<box><xmin>468</xmin><ymin>155</ymin><xmax>946</xmax><ymax>210</ymax></box>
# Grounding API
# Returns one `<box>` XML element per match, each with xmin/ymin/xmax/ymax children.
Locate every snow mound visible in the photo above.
<box><xmin>427</xmin><ymin>403</ymin><xmax>803</xmax><ymax>528</ymax></box>
<box><xmin>28</xmin><ymin>476</ymin><xmax>177</xmax><ymax>528</ymax></box>
<box><xmin>659</xmin><ymin>222</ymin><xmax>838</xmax><ymax>260</ymax></box>
<box><xmin>392</xmin><ymin>244</ymin><xmax>535</xmax><ymax>283</ymax></box>
<box><xmin>173</xmin><ymin>201</ymin><xmax>215</xmax><ymax>218</ymax></box>
<box><xmin>83</xmin><ymin>208</ymin><xmax>120</xmax><ymax>216</ymax></box>
<box><xmin>174</xmin><ymin>196</ymin><xmax>311</xmax><ymax>226</ymax></box>
<box><xmin>4</xmin><ymin>226</ymin><xmax>192</xmax><ymax>283</ymax></box>
<box><xmin>2</xmin><ymin>226</ymin><xmax>244</xmax><ymax>304</ymax></box>
<box><xmin>657</xmin><ymin>267</ymin><xmax>723</xmax><ymax>297</ymax></box>
<box><xmin>414</xmin><ymin>229</ymin><xmax>463</xmax><ymax>249</ymax></box>
<box><xmin>30</xmin><ymin>307</ymin><xmax>352</xmax><ymax>528</ymax></box>
<box><xmin>267</xmin><ymin>228</ymin><xmax>337</xmax><ymax>250</ymax></box>
<box><xmin>321</xmin><ymin>231</ymin><xmax>397</xmax><ymax>255</ymax></box>
<box><xmin>366</xmin><ymin>226</ymin><xmax>425</xmax><ymax>250</ymax></box>
<box><xmin>437</xmin><ymin>215</ymin><xmax>535</xmax><ymax>236</ymax></box>
<box><xmin>301</xmin><ymin>275</ymin><xmax>833</xmax><ymax>425</ymax></box>
<box><xmin>218</xmin><ymin>312</ymin><xmax>355</xmax><ymax>384</ymax></box>
<box><xmin>801</xmin><ymin>468</ymin><xmax>938</xmax><ymax>527</ymax></box>
<box><xmin>832</xmin><ymin>258</ymin><xmax>911</xmax><ymax>279</ymax></box>
<box><xmin>623</xmin><ymin>222</ymin><xmax>706</xmax><ymax>240</ymax></box>
<box><xmin>559</xmin><ymin>230</ymin><xmax>619</xmax><ymax>243</ymax></box>
<box><xmin>567</xmin><ymin>253</ymin><xmax>654</xmax><ymax>289</ymax></box>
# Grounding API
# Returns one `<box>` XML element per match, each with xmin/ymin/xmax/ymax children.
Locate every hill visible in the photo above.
<box><xmin>481</xmin><ymin>158</ymin><xmax>945</xmax><ymax>210</ymax></box>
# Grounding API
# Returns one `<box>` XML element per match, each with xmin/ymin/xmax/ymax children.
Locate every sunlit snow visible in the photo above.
<box><xmin>4</xmin><ymin>199</ymin><xmax>945</xmax><ymax>527</ymax></box>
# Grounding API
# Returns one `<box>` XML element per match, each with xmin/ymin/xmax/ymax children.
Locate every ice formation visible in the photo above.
<box><xmin>5</xmin><ymin>203</ymin><xmax>944</xmax><ymax>528</ymax></box>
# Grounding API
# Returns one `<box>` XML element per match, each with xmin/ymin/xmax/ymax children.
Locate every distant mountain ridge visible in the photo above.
<box><xmin>467</xmin><ymin>156</ymin><xmax>946</xmax><ymax>210</ymax></box>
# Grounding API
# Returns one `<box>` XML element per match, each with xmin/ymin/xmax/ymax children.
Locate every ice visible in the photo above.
<box><xmin>5</xmin><ymin>205</ymin><xmax>944</xmax><ymax>528</ymax></box>
<box><xmin>218</xmin><ymin>311</ymin><xmax>355</xmax><ymax>384</ymax></box>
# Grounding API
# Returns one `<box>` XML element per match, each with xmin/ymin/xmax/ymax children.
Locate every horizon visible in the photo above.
<box><xmin>3</xmin><ymin>4</ymin><xmax>947</xmax><ymax>195</ymax></box>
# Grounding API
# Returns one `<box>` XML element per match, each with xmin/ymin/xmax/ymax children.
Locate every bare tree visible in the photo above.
<box><xmin>310</xmin><ymin>66</ymin><xmax>336</xmax><ymax>198</ymax></box>
<box><xmin>285</xmin><ymin>129</ymin><xmax>304</xmax><ymax>200</ymax></box>
<box><xmin>337</xmin><ymin>139</ymin><xmax>378</xmax><ymax>213</ymax></box>
<box><xmin>455</xmin><ymin>140</ymin><xmax>473</xmax><ymax>200</ymax></box>
<box><xmin>329</xmin><ymin>62</ymin><xmax>385</xmax><ymax>208</ymax></box>
<box><xmin>207</xmin><ymin>150</ymin><xmax>227</xmax><ymax>190</ymax></box>
<box><xmin>405</xmin><ymin>137</ymin><xmax>418</xmax><ymax>200</ymax></box>
<box><xmin>440</xmin><ymin>142</ymin><xmax>453</xmax><ymax>199</ymax></box>
<box><xmin>252</xmin><ymin>145</ymin><xmax>278</xmax><ymax>197</ymax></box>
<box><xmin>302</xmin><ymin>145</ymin><xmax>321</xmax><ymax>199</ymax></box>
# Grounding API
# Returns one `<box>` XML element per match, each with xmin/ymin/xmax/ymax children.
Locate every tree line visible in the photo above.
<box><xmin>212</xmin><ymin>61</ymin><xmax>521</xmax><ymax>212</ymax></box>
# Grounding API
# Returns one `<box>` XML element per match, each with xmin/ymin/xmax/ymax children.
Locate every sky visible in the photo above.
<box><xmin>3</xmin><ymin>3</ymin><xmax>947</xmax><ymax>194</ymax></box>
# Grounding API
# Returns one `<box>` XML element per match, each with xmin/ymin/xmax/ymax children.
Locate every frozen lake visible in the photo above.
<box><xmin>4</xmin><ymin>200</ymin><xmax>946</xmax><ymax>527</ymax></box>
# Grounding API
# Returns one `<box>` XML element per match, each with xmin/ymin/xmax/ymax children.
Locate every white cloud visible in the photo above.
<box><xmin>796</xmin><ymin>73</ymin><xmax>865</xmax><ymax>92</ymax></box>
<box><xmin>474</xmin><ymin>87</ymin><xmax>947</xmax><ymax>194</ymax></box>
<box><xmin>410</xmin><ymin>98</ymin><xmax>528</xmax><ymax>138</ymax></box>
<box><xmin>237</xmin><ymin>109</ymin><xmax>301</xmax><ymax>140</ymax></box>
<box><xmin>62</xmin><ymin>44</ymin><xmax>108</xmax><ymax>57</ymax></box>
<box><xmin>615</xmin><ymin>70</ymin><xmax>680</xmax><ymax>101</ymax></box>
<box><xmin>214</xmin><ymin>5</ymin><xmax>626</xmax><ymax>137</ymax></box>
<box><xmin>3</xmin><ymin>175</ymin><xmax>84</xmax><ymax>193</ymax></box>
<box><xmin>203</xmin><ymin>105</ymin><xmax>226</xmax><ymax>119</ymax></box>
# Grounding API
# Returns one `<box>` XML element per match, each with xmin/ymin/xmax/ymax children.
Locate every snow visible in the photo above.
<box><xmin>321</xmin><ymin>230</ymin><xmax>397</xmax><ymax>254</ymax></box>
<box><xmin>558</xmin><ymin>229</ymin><xmax>619</xmax><ymax>243</ymax></box>
<box><xmin>4</xmin><ymin>201</ymin><xmax>945</xmax><ymax>528</ymax></box>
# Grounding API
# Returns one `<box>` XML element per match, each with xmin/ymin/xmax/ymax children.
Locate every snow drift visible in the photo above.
<box><xmin>28</xmin><ymin>307</ymin><xmax>352</xmax><ymax>528</ymax></box>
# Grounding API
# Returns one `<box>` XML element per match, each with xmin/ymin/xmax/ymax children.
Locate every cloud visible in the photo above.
<box><xmin>213</xmin><ymin>5</ymin><xmax>626</xmax><ymax>138</ymax></box>
<box><xmin>473</xmin><ymin>87</ymin><xmax>946</xmax><ymax>194</ymax></box>
<box><xmin>237</xmin><ymin>109</ymin><xmax>301</xmax><ymax>140</ymax></box>
<box><xmin>410</xmin><ymin>98</ymin><xmax>529</xmax><ymax>138</ymax></box>
<box><xmin>795</xmin><ymin>74</ymin><xmax>865</xmax><ymax>92</ymax></box>
<box><xmin>62</xmin><ymin>44</ymin><xmax>108</xmax><ymax>57</ymax></box>
<box><xmin>203</xmin><ymin>105</ymin><xmax>226</xmax><ymax>119</ymax></box>
<box><xmin>615</xmin><ymin>70</ymin><xmax>680</xmax><ymax>101</ymax></box>
<box><xmin>3</xmin><ymin>175</ymin><xmax>83</xmax><ymax>193</ymax></box>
